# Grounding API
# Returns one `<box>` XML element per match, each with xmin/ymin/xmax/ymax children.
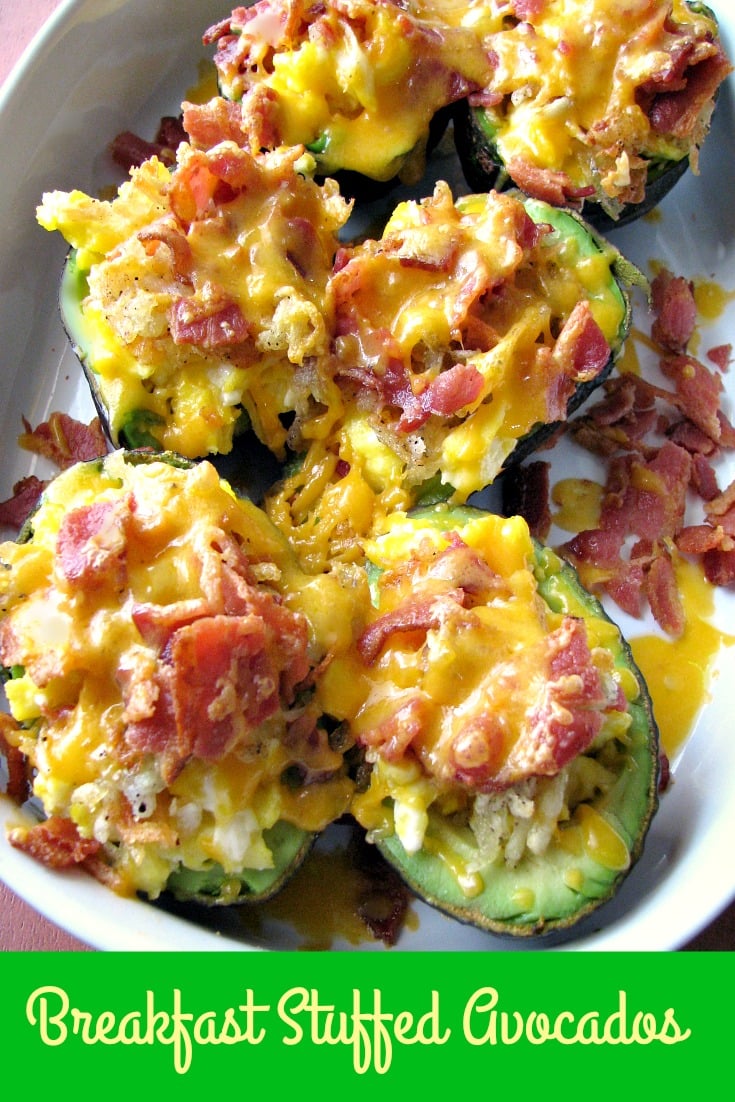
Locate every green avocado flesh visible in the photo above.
<box><xmin>165</xmin><ymin>820</ymin><xmax>314</xmax><ymax>906</ymax></box>
<box><xmin>60</xmin><ymin>253</ymin><xmax>163</xmax><ymax>451</ymax></box>
<box><xmin>366</xmin><ymin>507</ymin><xmax>660</xmax><ymax>937</ymax></box>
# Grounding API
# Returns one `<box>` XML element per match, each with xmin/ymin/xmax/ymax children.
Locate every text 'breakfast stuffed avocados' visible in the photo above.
<box><xmin>330</xmin><ymin>506</ymin><xmax>660</xmax><ymax>936</ymax></box>
<box><xmin>0</xmin><ymin>451</ymin><xmax>357</xmax><ymax>904</ymax></box>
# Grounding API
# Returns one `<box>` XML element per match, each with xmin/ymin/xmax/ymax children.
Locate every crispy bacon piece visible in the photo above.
<box><xmin>170</xmin><ymin>296</ymin><xmax>251</xmax><ymax>347</ymax></box>
<box><xmin>707</xmin><ymin>343</ymin><xmax>732</xmax><ymax>372</ymax></box>
<box><xmin>600</xmin><ymin>443</ymin><xmax>692</xmax><ymax>543</ymax></box>
<box><xmin>702</xmin><ymin>546</ymin><xmax>735</xmax><ymax>586</ymax></box>
<box><xmin>358</xmin><ymin>357</ymin><xmax>484</xmax><ymax>434</ymax></box>
<box><xmin>18</xmin><ymin>412</ymin><xmax>107</xmax><ymax>469</ymax></box>
<box><xmin>646</xmin><ymin>547</ymin><xmax>685</xmax><ymax>638</ymax></box>
<box><xmin>690</xmin><ymin>451</ymin><xmax>720</xmax><ymax>501</ymax></box>
<box><xmin>169</xmin><ymin>614</ymin><xmax>285</xmax><ymax>759</ymax></box>
<box><xmin>562</xmin><ymin>442</ymin><xmax>693</xmax><ymax>631</ymax></box>
<box><xmin>448</xmin><ymin>617</ymin><xmax>612</xmax><ymax>792</ymax></box>
<box><xmin>646</xmin><ymin>42</ymin><xmax>733</xmax><ymax>142</ymax></box>
<box><xmin>8</xmin><ymin>816</ymin><xmax>102</xmax><ymax>869</ymax></box>
<box><xmin>110</xmin><ymin>115</ymin><xmax>187</xmax><ymax>172</ymax></box>
<box><xmin>706</xmin><ymin>479</ymin><xmax>735</xmax><ymax>528</ymax></box>
<box><xmin>56</xmin><ymin>497</ymin><xmax>132</xmax><ymax>591</ymax></box>
<box><xmin>110</xmin><ymin>116</ymin><xmax>187</xmax><ymax>172</ymax></box>
<box><xmin>660</xmin><ymin>352</ymin><xmax>724</xmax><ymax>442</ymax></box>
<box><xmin>351</xmin><ymin>828</ymin><xmax>411</xmax><ymax>946</ymax></box>
<box><xmin>506</xmin><ymin>157</ymin><xmax>593</xmax><ymax>208</ymax></box>
<box><xmin>1</xmin><ymin>415</ymin><xmax>109</xmax><ymax>532</ymax></box>
<box><xmin>421</xmin><ymin>363</ymin><xmax>485</xmax><ymax>421</ymax></box>
<box><xmin>510</xmin><ymin>0</ymin><xmax>545</xmax><ymax>17</ymax></box>
<box><xmin>138</xmin><ymin>221</ymin><xmax>193</xmax><ymax>281</ymax></box>
<box><xmin>124</xmin><ymin>600</ymin><xmax>311</xmax><ymax>783</ymax></box>
<box><xmin>357</xmin><ymin>590</ymin><xmax>467</xmax><ymax>666</ymax></box>
<box><xmin>358</xmin><ymin>697</ymin><xmax>428</xmax><ymax>762</ymax></box>
<box><xmin>523</xmin><ymin>616</ymin><xmax>612</xmax><ymax>766</ymax></box>
<box><xmin>120</xmin><ymin>526</ymin><xmax>313</xmax><ymax>781</ymax></box>
<box><xmin>182</xmin><ymin>97</ymin><xmax>257</xmax><ymax>150</ymax></box>
<box><xmin>0</xmin><ymin>713</ymin><xmax>30</xmax><ymax>803</ymax></box>
<box><xmin>552</xmin><ymin>300</ymin><xmax>612</xmax><ymax>382</ymax></box>
<box><xmin>556</xmin><ymin>243</ymin><xmax>735</xmax><ymax>625</ymax></box>
<box><xmin>651</xmin><ymin>269</ymin><xmax>697</xmax><ymax>353</ymax></box>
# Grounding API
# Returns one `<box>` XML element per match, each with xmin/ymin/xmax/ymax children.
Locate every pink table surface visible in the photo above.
<box><xmin>0</xmin><ymin>0</ymin><xmax>733</xmax><ymax>953</ymax></box>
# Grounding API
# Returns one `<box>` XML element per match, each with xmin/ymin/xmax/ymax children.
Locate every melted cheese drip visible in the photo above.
<box><xmin>629</xmin><ymin>556</ymin><xmax>735</xmax><ymax>758</ymax></box>
<box><xmin>552</xmin><ymin>478</ymin><xmax>603</xmax><ymax>532</ymax></box>
<box><xmin>693</xmin><ymin>280</ymin><xmax>735</xmax><ymax>323</ymax></box>
<box><xmin>231</xmin><ymin>827</ymin><xmax>420</xmax><ymax>950</ymax></box>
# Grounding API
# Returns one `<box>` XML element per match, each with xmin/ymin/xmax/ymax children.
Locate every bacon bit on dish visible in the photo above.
<box><xmin>110</xmin><ymin>115</ymin><xmax>187</xmax><ymax>172</ymax></box>
<box><xmin>8</xmin><ymin>815</ymin><xmax>102</xmax><ymax>869</ymax></box>
<box><xmin>0</xmin><ymin>713</ymin><xmax>31</xmax><ymax>803</ymax></box>
<box><xmin>18</xmin><ymin>411</ymin><xmax>108</xmax><ymax>469</ymax></box>
<box><xmin>504</xmin><ymin>266</ymin><xmax>735</xmax><ymax>634</ymax></box>
<box><xmin>352</xmin><ymin>829</ymin><xmax>412</xmax><ymax>947</ymax></box>
<box><xmin>707</xmin><ymin>343</ymin><xmax>732</xmax><ymax>371</ymax></box>
<box><xmin>651</xmin><ymin>269</ymin><xmax>698</xmax><ymax>353</ymax></box>
<box><xmin>0</xmin><ymin>475</ymin><xmax>47</xmax><ymax>530</ymax></box>
<box><xmin>0</xmin><ymin>414</ymin><xmax>109</xmax><ymax>531</ymax></box>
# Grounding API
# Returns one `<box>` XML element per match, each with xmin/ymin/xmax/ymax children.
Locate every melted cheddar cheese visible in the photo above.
<box><xmin>265</xmin><ymin>184</ymin><xmax>628</xmax><ymax>573</ymax></box>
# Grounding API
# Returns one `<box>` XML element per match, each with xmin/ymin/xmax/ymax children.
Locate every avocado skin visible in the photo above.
<box><xmin>367</xmin><ymin>510</ymin><xmax>660</xmax><ymax>938</ymax></box>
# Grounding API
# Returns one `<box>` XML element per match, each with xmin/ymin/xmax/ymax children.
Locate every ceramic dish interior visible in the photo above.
<box><xmin>1</xmin><ymin>0</ymin><xmax>734</xmax><ymax>951</ymax></box>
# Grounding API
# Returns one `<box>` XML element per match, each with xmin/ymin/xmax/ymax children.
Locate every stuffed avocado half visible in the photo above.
<box><xmin>329</xmin><ymin>185</ymin><xmax>637</xmax><ymax>505</ymax></box>
<box><xmin>323</xmin><ymin>505</ymin><xmax>659</xmax><ymax>937</ymax></box>
<box><xmin>264</xmin><ymin>184</ymin><xmax>640</xmax><ymax>578</ymax></box>
<box><xmin>41</xmin><ymin>142</ymin><xmax>352</xmax><ymax>462</ymax></box>
<box><xmin>453</xmin><ymin>0</ymin><xmax>731</xmax><ymax>230</ymax></box>
<box><xmin>0</xmin><ymin>450</ymin><xmax>356</xmax><ymax>904</ymax></box>
<box><xmin>202</xmin><ymin>0</ymin><xmax>492</xmax><ymax>188</ymax></box>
